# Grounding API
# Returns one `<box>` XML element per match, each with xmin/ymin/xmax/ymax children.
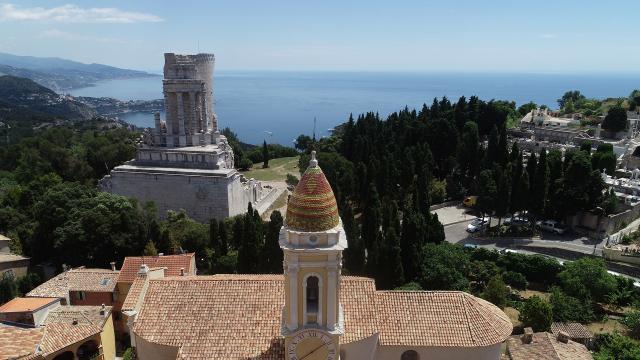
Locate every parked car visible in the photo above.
<box><xmin>535</xmin><ymin>220</ymin><xmax>566</xmax><ymax>235</ymax></box>
<box><xmin>504</xmin><ymin>215</ymin><xmax>528</xmax><ymax>226</ymax></box>
<box><xmin>464</xmin><ymin>244</ymin><xmax>479</xmax><ymax>249</ymax></box>
<box><xmin>466</xmin><ymin>217</ymin><xmax>489</xmax><ymax>233</ymax></box>
<box><xmin>463</xmin><ymin>196</ymin><xmax>478</xmax><ymax>207</ymax></box>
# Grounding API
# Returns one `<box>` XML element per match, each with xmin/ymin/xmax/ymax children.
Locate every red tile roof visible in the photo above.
<box><xmin>118</xmin><ymin>254</ymin><xmax>195</xmax><ymax>283</ymax></box>
<box><xmin>132</xmin><ymin>275</ymin><xmax>512</xmax><ymax>359</ymax></box>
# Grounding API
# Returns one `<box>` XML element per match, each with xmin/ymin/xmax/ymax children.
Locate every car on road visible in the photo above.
<box><xmin>535</xmin><ymin>220</ymin><xmax>566</xmax><ymax>235</ymax></box>
<box><xmin>466</xmin><ymin>217</ymin><xmax>489</xmax><ymax>233</ymax></box>
<box><xmin>464</xmin><ymin>244</ymin><xmax>479</xmax><ymax>249</ymax></box>
<box><xmin>504</xmin><ymin>215</ymin><xmax>528</xmax><ymax>226</ymax></box>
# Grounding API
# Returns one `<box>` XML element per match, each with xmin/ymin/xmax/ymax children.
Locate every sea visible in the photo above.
<box><xmin>68</xmin><ymin>71</ymin><xmax>640</xmax><ymax>145</ymax></box>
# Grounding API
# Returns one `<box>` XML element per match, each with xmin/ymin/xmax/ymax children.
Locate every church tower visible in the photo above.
<box><xmin>280</xmin><ymin>151</ymin><xmax>347</xmax><ymax>360</ymax></box>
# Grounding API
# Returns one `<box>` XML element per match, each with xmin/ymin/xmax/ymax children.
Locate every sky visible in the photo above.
<box><xmin>1</xmin><ymin>0</ymin><xmax>639</xmax><ymax>73</ymax></box>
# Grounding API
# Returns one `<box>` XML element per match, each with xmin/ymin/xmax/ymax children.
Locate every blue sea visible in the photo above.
<box><xmin>68</xmin><ymin>71</ymin><xmax>640</xmax><ymax>145</ymax></box>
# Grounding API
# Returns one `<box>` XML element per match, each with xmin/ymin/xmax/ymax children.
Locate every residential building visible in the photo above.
<box><xmin>0</xmin><ymin>234</ymin><xmax>30</xmax><ymax>279</ymax></box>
<box><xmin>551</xmin><ymin>322</ymin><xmax>593</xmax><ymax>348</ymax></box>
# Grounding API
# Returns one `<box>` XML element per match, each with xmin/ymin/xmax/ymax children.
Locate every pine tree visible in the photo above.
<box><xmin>361</xmin><ymin>183</ymin><xmax>382</xmax><ymax>251</ymax></box>
<box><xmin>262</xmin><ymin>140</ymin><xmax>269</xmax><ymax>168</ymax></box>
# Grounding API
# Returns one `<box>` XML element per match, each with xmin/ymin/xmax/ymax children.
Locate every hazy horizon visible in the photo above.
<box><xmin>1</xmin><ymin>1</ymin><xmax>640</xmax><ymax>73</ymax></box>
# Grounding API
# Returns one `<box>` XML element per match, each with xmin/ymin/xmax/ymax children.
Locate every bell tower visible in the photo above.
<box><xmin>280</xmin><ymin>151</ymin><xmax>347</xmax><ymax>360</ymax></box>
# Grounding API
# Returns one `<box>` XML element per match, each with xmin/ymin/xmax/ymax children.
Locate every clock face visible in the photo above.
<box><xmin>288</xmin><ymin>329</ymin><xmax>336</xmax><ymax>360</ymax></box>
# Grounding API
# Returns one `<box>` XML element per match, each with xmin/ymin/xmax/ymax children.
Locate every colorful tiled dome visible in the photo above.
<box><xmin>285</xmin><ymin>151</ymin><xmax>340</xmax><ymax>232</ymax></box>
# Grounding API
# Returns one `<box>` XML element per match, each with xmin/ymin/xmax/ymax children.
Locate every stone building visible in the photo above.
<box><xmin>125</xmin><ymin>152</ymin><xmax>513</xmax><ymax>360</ymax></box>
<box><xmin>99</xmin><ymin>53</ymin><xmax>279</xmax><ymax>222</ymax></box>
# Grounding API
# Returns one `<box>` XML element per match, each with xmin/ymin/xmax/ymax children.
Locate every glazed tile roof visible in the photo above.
<box><xmin>0</xmin><ymin>297</ymin><xmax>59</xmax><ymax>313</ymax></box>
<box><xmin>0</xmin><ymin>324</ymin><xmax>43</xmax><ymax>359</ymax></box>
<box><xmin>132</xmin><ymin>275</ymin><xmax>512</xmax><ymax>359</ymax></box>
<box><xmin>27</xmin><ymin>268</ymin><xmax>118</xmax><ymax>299</ymax></box>
<box><xmin>507</xmin><ymin>332</ymin><xmax>593</xmax><ymax>360</ymax></box>
<box><xmin>375</xmin><ymin>291</ymin><xmax>513</xmax><ymax>347</ymax></box>
<box><xmin>551</xmin><ymin>322</ymin><xmax>593</xmax><ymax>340</ymax></box>
<box><xmin>117</xmin><ymin>254</ymin><xmax>195</xmax><ymax>283</ymax></box>
<box><xmin>285</xmin><ymin>152</ymin><xmax>340</xmax><ymax>232</ymax></box>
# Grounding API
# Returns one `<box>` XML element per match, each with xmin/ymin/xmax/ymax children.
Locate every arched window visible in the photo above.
<box><xmin>306</xmin><ymin>276</ymin><xmax>319</xmax><ymax>313</ymax></box>
<box><xmin>401</xmin><ymin>350</ymin><xmax>419</xmax><ymax>360</ymax></box>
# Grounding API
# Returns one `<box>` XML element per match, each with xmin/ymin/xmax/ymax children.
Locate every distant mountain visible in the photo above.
<box><xmin>0</xmin><ymin>75</ymin><xmax>96</xmax><ymax>121</ymax></box>
<box><xmin>0</xmin><ymin>52</ymin><xmax>158</xmax><ymax>91</ymax></box>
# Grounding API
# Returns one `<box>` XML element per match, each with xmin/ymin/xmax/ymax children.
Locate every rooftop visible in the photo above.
<box><xmin>0</xmin><ymin>324</ymin><xmax>43</xmax><ymax>359</ymax></box>
<box><xmin>550</xmin><ymin>323</ymin><xmax>593</xmax><ymax>340</ymax></box>
<box><xmin>117</xmin><ymin>253</ymin><xmax>195</xmax><ymax>283</ymax></box>
<box><xmin>27</xmin><ymin>268</ymin><xmax>119</xmax><ymax>299</ymax></box>
<box><xmin>507</xmin><ymin>331</ymin><xmax>592</xmax><ymax>360</ymax></box>
<box><xmin>285</xmin><ymin>151</ymin><xmax>340</xmax><ymax>232</ymax></box>
<box><xmin>0</xmin><ymin>252</ymin><xmax>30</xmax><ymax>263</ymax></box>
<box><xmin>0</xmin><ymin>297</ymin><xmax>59</xmax><ymax>314</ymax></box>
<box><xmin>132</xmin><ymin>275</ymin><xmax>512</xmax><ymax>359</ymax></box>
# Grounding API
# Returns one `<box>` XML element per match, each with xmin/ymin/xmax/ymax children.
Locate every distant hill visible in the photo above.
<box><xmin>0</xmin><ymin>52</ymin><xmax>158</xmax><ymax>91</ymax></box>
<box><xmin>0</xmin><ymin>75</ymin><xmax>96</xmax><ymax>122</ymax></box>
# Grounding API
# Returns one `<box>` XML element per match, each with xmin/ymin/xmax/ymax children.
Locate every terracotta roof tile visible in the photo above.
<box><xmin>45</xmin><ymin>305</ymin><xmax>111</xmax><ymax>328</ymax></box>
<box><xmin>39</xmin><ymin>323</ymin><xmax>101</xmax><ymax>356</ymax></box>
<box><xmin>27</xmin><ymin>268</ymin><xmax>118</xmax><ymax>299</ymax></box>
<box><xmin>375</xmin><ymin>291</ymin><xmax>512</xmax><ymax>347</ymax></box>
<box><xmin>118</xmin><ymin>254</ymin><xmax>195</xmax><ymax>283</ymax></box>
<box><xmin>132</xmin><ymin>275</ymin><xmax>512</xmax><ymax>359</ymax></box>
<box><xmin>507</xmin><ymin>332</ymin><xmax>593</xmax><ymax>360</ymax></box>
<box><xmin>0</xmin><ymin>324</ymin><xmax>43</xmax><ymax>359</ymax></box>
<box><xmin>121</xmin><ymin>275</ymin><xmax>147</xmax><ymax>312</ymax></box>
<box><xmin>551</xmin><ymin>323</ymin><xmax>593</xmax><ymax>340</ymax></box>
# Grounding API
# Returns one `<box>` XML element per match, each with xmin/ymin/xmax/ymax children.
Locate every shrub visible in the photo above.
<box><xmin>482</xmin><ymin>276</ymin><xmax>508</xmax><ymax>309</ymax></box>
<box><xmin>285</xmin><ymin>173</ymin><xmax>299</xmax><ymax>186</ymax></box>
<box><xmin>502</xmin><ymin>271</ymin><xmax>528</xmax><ymax>290</ymax></box>
<box><xmin>519</xmin><ymin>295</ymin><xmax>552</xmax><ymax>332</ymax></box>
<box><xmin>621</xmin><ymin>311</ymin><xmax>640</xmax><ymax>339</ymax></box>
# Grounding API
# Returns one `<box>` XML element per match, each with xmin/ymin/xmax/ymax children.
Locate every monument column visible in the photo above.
<box><xmin>176</xmin><ymin>92</ymin><xmax>186</xmax><ymax>146</ymax></box>
<box><xmin>201</xmin><ymin>93</ymin><xmax>210</xmax><ymax>132</ymax></box>
<box><xmin>164</xmin><ymin>91</ymin><xmax>174</xmax><ymax>147</ymax></box>
<box><xmin>189</xmin><ymin>91</ymin><xmax>198</xmax><ymax>145</ymax></box>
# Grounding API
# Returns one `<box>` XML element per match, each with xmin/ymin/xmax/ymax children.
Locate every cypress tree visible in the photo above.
<box><xmin>262</xmin><ymin>140</ymin><xmax>269</xmax><ymax>168</ymax></box>
<box><xmin>342</xmin><ymin>204</ymin><xmax>365</xmax><ymax>274</ymax></box>
<box><xmin>380</xmin><ymin>227</ymin><xmax>404</xmax><ymax>289</ymax></box>
<box><xmin>400</xmin><ymin>208</ymin><xmax>425</xmax><ymax>282</ymax></box>
<box><xmin>238</xmin><ymin>204</ymin><xmax>260</xmax><ymax>274</ymax></box>
<box><xmin>261</xmin><ymin>211</ymin><xmax>283</xmax><ymax>273</ymax></box>
<box><xmin>532</xmin><ymin>149</ymin><xmax>549</xmax><ymax>219</ymax></box>
<box><xmin>218</xmin><ymin>219</ymin><xmax>228</xmax><ymax>256</ymax></box>
<box><xmin>361</xmin><ymin>183</ymin><xmax>382</xmax><ymax>251</ymax></box>
<box><xmin>209</xmin><ymin>219</ymin><xmax>219</xmax><ymax>253</ymax></box>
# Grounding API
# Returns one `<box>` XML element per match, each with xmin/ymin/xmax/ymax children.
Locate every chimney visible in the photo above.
<box><xmin>180</xmin><ymin>268</ymin><xmax>185</xmax><ymax>276</ymax></box>
<box><xmin>557</xmin><ymin>331</ymin><xmax>570</xmax><ymax>344</ymax></box>
<box><xmin>138</xmin><ymin>264</ymin><xmax>149</xmax><ymax>275</ymax></box>
<box><xmin>522</xmin><ymin>327</ymin><xmax>534</xmax><ymax>344</ymax></box>
<box><xmin>110</xmin><ymin>262</ymin><xmax>116</xmax><ymax>271</ymax></box>
<box><xmin>72</xmin><ymin>318</ymin><xmax>78</xmax><ymax>325</ymax></box>
<box><xmin>100</xmin><ymin>304</ymin><xmax>107</xmax><ymax>317</ymax></box>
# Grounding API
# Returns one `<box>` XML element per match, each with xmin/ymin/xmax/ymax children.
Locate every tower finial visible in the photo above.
<box><xmin>310</xmin><ymin>151</ymin><xmax>318</xmax><ymax>168</ymax></box>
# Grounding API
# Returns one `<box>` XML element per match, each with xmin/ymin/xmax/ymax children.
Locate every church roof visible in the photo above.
<box><xmin>285</xmin><ymin>152</ymin><xmax>340</xmax><ymax>232</ymax></box>
<box><xmin>131</xmin><ymin>275</ymin><xmax>512</xmax><ymax>359</ymax></box>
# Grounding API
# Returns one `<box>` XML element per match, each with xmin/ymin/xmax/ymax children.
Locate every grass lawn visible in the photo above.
<box><xmin>519</xmin><ymin>289</ymin><xmax>551</xmax><ymax>301</ymax></box>
<box><xmin>241</xmin><ymin>156</ymin><xmax>300</xmax><ymax>182</ymax></box>
<box><xmin>587</xmin><ymin>318</ymin><xmax>628</xmax><ymax>335</ymax></box>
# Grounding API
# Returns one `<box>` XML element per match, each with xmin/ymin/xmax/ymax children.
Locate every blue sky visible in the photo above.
<box><xmin>1</xmin><ymin>0</ymin><xmax>639</xmax><ymax>72</ymax></box>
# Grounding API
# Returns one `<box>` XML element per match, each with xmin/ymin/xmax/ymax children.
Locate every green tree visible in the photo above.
<box><xmin>621</xmin><ymin>311</ymin><xmax>640</xmax><ymax>339</ymax></box>
<box><xmin>237</xmin><ymin>203</ymin><xmax>261</xmax><ymax>274</ymax></box>
<box><xmin>519</xmin><ymin>295</ymin><xmax>552</xmax><ymax>332</ymax></box>
<box><xmin>502</xmin><ymin>271</ymin><xmax>527</xmax><ymax>290</ymax></box>
<box><xmin>517</xmin><ymin>102</ymin><xmax>538</xmax><ymax>116</ymax></box>
<box><xmin>593</xmin><ymin>333</ymin><xmax>640</xmax><ymax>360</ymax></box>
<box><xmin>342</xmin><ymin>204</ymin><xmax>365</xmax><ymax>274</ymax></box>
<box><xmin>262</xmin><ymin>140</ymin><xmax>269</xmax><ymax>168</ymax></box>
<box><xmin>261</xmin><ymin>211</ymin><xmax>283</xmax><ymax>273</ymax></box>
<box><xmin>218</xmin><ymin>220</ymin><xmax>228</xmax><ymax>256</ymax></box>
<box><xmin>378</xmin><ymin>227</ymin><xmax>404</xmax><ymax>289</ymax></box>
<box><xmin>419</xmin><ymin>243</ymin><xmax>470</xmax><ymax>291</ymax></box>
<box><xmin>558</xmin><ymin>257</ymin><xmax>616</xmax><ymax>303</ymax></box>
<box><xmin>0</xmin><ymin>276</ymin><xmax>18</xmax><ymax>303</ymax></box>
<box><xmin>143</xmin><ymin>240</ymin><xmax>158</xmax><ymax>256</ymax></box>
<box><xmin>482</xmin><ymin>276</ymin><xmax>508</xmax><ymax>309</ymax></box>
<box><xmin>549</xmin><ymin>286</ymin><xmax>594</xmax><ymax>323</ymax></box>
<box><xmin>602</xmin><ymin>105</ymin><xmax>628</xmax><ymax>133</ymax></box>
<box><xmin>531</xmin><ymin>149</ymin><xmax>549</xmax><ymax>219</ymax></box>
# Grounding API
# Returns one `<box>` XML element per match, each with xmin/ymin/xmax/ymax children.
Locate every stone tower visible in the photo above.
<box><xmin>155</xmin><ymin>53</ymin><xmax>218</xmax><ymax>147</ymax></box>
<box><xmin>280</xmin><ymin>151</ymin><xmax>347</xmax><ymax>360</ymax></box>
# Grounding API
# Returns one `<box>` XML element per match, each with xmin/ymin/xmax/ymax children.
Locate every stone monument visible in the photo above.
<box><xmin>99</xmin><ymin>53</ymin><xmax>278</xmax><ymax>222</ymax></box>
